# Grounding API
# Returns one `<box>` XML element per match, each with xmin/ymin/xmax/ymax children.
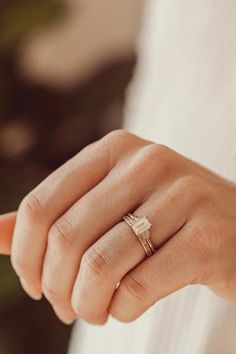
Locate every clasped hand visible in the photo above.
<box><xmin>1</xmin><ymin>130</ymin><xmax>236</xmax><ymax>325</ymax></box>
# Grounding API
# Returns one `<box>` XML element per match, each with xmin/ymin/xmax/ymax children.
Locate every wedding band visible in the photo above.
<box><xmin>123</xmin><ymin>213</ymin><xmax>155</xmax><ymax>257</ymax></box>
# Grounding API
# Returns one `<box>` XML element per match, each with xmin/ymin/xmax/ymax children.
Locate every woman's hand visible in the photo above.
<box><xmin>2</xmin><ymin>130</ymin><xmax>236</xmax><ymax>325</ymax></box>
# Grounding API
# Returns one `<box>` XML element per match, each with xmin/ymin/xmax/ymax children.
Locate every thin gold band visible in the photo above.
<box><xmin>123</xmin><ymin>213</ymin><xmax>155</xmax><ymax>257</ymax></box>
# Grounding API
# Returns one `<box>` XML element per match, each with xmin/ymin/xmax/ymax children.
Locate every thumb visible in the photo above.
<box><xmin>0</xmin><ymin>212</ymin><xmax>17</xmax><ymax>255</ymax></box>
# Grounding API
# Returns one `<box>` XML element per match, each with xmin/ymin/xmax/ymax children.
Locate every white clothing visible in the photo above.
<box><xmin>69</xmin><ymin>1</ymin><xmax>236</xmax><ymax>353</ymax></box>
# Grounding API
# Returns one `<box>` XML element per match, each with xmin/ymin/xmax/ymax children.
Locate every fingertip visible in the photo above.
<box><xmin>52</xmin><ymin>305</ymin><xmax>77</xmax><ymax>326</ymax></box>
<box><xmin>20</xmin><ymin>277</ymin><xmax>42</xmax><ymax>301</ymax></box>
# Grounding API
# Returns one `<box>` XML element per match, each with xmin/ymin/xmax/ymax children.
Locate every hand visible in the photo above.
<box><xmin>2</xmin><ymin>130</ymin><xmax>236</xmax><ymax>326</ymax></box>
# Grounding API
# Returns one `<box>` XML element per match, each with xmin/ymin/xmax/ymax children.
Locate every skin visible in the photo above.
<box><xmin>1</xmin><ymin>130</ymin><xmax>236</xmax><ymax>325</ymax></box>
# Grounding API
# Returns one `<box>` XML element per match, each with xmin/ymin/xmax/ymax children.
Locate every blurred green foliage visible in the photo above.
<box><xmin>0</xmin><ymin>0</ymin><xmax>63</xmax><ymax>118</ymax></box>
<box><xmin>0</xmin><ymin>0</ymin><xmax>63</xmax><ymax>306</ymax></box>
<box><xmin>0</xmin><ymin>3</ymin><xmax>71</xmax><ymax>353</ymax></box>
<box><xmin>0</xmin><ymin>0</ymin><xmax>62</xmax><ymax>50</ymax></box>
<box><xmin>0</xmin><ymin>257</ymin><xmax>20</xmax><ymax>307</ymax></box>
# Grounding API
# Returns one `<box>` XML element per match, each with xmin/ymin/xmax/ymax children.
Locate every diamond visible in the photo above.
<box><xmin>132</xmin><ymin>217</ymin><xmax>152</xmax><ymax>235</ymax></box>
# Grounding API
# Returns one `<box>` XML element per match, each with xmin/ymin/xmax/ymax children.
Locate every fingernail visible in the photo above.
<box><xmin>20</xmin><ymin>278</ymin><xmax>42</xmax><ymax>301</ymax></box>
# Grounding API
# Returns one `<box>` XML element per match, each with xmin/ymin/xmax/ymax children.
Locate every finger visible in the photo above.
<box><xmin>52</xmin><ymin>305</ymin><xmax>76</xmax><ymax>326</ymax></box>
<box><xmin>0</xmin><ymin>212</ymin><xmax>16</xmax><ymax>255</ymax></box>
<box><xmin>11</xmin><ymin>133</ymin><xmax>125</xmax><ymax>300</ymax></box>
<box><xmin>41</xmin><ymin>160</ymin><xmax>147</xmax><ymax>323</ymax></box>
<box><xmin>109</xmin><ymin>224</ymin><xmax>205</xmax><ymax>323</ymax></box>
<box><xmin>41</xmin><ymin>140</ymin><xmax>158</xmax><ymax>322</ymax></box>
<box><xmin>71</xmin><ymin>179</ymin><xmax>197</xmax><ymax>324</ymax></box>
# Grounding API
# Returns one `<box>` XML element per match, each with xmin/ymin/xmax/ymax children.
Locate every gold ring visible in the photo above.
<box><xmin>123</xmin><ymin>213</ymin><xmax>155</xmax><ymax>257</ymax></box>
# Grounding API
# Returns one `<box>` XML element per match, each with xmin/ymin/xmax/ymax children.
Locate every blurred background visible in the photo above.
<box><xmin>0</xmin><ymin>1</ymin><xmax>144</xmax><ymax>353</ymax></box>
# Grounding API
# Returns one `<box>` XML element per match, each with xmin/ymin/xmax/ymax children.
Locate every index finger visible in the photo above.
<box><xmin>0</xmin><ymin>212</ymin><xmax>16</xmax><ymax>255</ymax></box>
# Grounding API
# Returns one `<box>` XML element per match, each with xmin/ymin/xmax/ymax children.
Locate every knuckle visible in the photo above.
<box><xmin>141</xmin><ymin>143</ymin><xmax>171</xmax><ymax>160</ymax></box>
<box><xmin>153</xmin><ymin>143</ymin><xmax>172</xmax><ymax>157</ymax></box>
<box><xmin>81</xmin><ymin>246</ymin><xmax>111</xmax><ymax>281</ymax></box>
<box><xmin>121</xmin><ymin>274</ymin><xmax>148</xmax><ymax>304</ymax></box>
<box><xmin>177</xmin><ymin>175</ymin><xmax>208</xmax><ymax>204</ymax></box>
<box><xmin>48</xmin><ymin>219</ymin><xmax>74</xmax><ymax>254</ymax></box>
<box><xmin>101</xmin><ymin>130</ymin><xmax>131</xmax><ymax>167</ymax></box>
<box><xmin>19</xmin><ymin>192</ymin><xmax>42</xmax><ymax>221</ymax></box>
<box><xmin>130</xmin><ymin>144</ymin><xmax>173</xmax><ymax>189</ymax></box>
<box><xmin>141</xmin><ymin>144</ymin><xmax>173</xmax><ymax>172</ymax></box>
<box><xmin>152</xmin><ymin>143</ymin><xmax>173</xmax><ymax>160</ymax></box>
<box><xmin>104</xmin><ymin>129</ymin><xmax>130</xmax><ymax>143</ymax></box>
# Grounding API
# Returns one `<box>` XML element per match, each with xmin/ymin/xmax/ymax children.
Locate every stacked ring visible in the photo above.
<box><xmin>123</xmin><ymin>213</ymin><xmax>155</xmax><ymax>257</ymax></box>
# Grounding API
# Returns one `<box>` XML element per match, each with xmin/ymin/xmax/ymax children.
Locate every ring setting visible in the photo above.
<box><xmin>123</xmin><ymin>213</ymin><xmax>155</xmax><ymax>257</ymax></box>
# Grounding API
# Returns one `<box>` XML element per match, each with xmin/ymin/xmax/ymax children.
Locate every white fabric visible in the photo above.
<box><xmin>69</xmin><ymin>1</ymin><xmax>236</xmax><ymax>353</ymax></box>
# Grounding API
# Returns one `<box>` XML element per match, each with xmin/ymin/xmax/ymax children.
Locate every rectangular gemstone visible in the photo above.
<box><xmin>133</xmin><ymin>217</ymin><xmax>151</xmax><ymax>235</ymax></box>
